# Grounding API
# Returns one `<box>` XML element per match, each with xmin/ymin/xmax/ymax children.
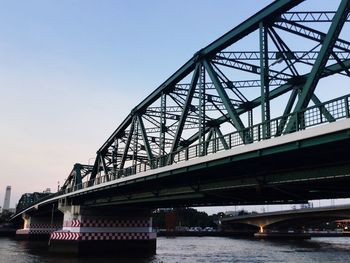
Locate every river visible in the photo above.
<box><xmin>1</xmin><ymin>236</ymin><xmax>350</xmax><ymax>262</ymax></box>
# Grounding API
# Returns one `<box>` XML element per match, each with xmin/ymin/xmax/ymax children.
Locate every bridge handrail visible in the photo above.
<box><xmin>163</xmin><ymin>94</ymin><xmax>349</xmax><ymax>164</ymax></box>
<box><xmin>61</xmin><ymin>94</ymin><xmax>350</xmax><ymax>195</ymax></box>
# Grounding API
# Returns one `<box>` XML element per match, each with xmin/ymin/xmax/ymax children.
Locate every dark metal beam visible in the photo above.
<box><xmin>217</xmin><ymin>51</ymin><xmax>350</xmax><ymax>61</ymax></box>
<box><xmin>201</xmin><ymin>0</ymin><xmax>304</xmax><ymax>56</ymax></box>
<box><xmin>100</xmin><ymin>155</ymin><xmax>109</xmax><ymax>181</ymax></box>
<box><xmin>274</xmin><ymin>20</ymin><xmax>350</xmax><ymax>52</ymax></box>
<box><xmin>120</xmin><ymin>117</ymin><xmax>136</xmax><ymax>169</ymax></box>
<box><xmin>279</xmin><ymin>11</ymin><xmax>350</xmax><ymax>23</ymax></box>
<box><xmin>215</xmin><ymin>126</ymin><xmax>229</xmax><ymax>150</ymax></box>
<box><xmin>332</xmin><ymin>51</ymin><xmax>350</xmax><ymax>77</ymax></box>
<box><xmin>168</xmin><ymin>64</ymin><xmax>200</xmax><ymax>159</ymax></box>
<box><xmin>285</xmin><ymin>0</ymin><xmax>350</xmax><ymax>132</ymax></box>
<box><xmin>311</xmin><ymin>95</ymin><xmax>336</xmax><ymax>123</ymax></box>
<box><xmin>137</xmin><ymin>115</ymin><xmax>154</xmax><ymax>167</ymax></box>
<box><xmin>183</xmin><ymin>59</ymin><xmax>350</xmax><ymax>148</ymax></box>
<box><xmin>260</xmin><ymin>22</ymin><xmax>271</xmax><ymax>139</ymax></box>
<box><xmin>213</xmin><ymin>55</ymin><xmax>292</xmax><ymax>80</ymax></box>
<box><xmin>98</xmin><ymin>0</ymin><xmax>304</xmax><ymax>154</ymax></box>
<box><xmin>204</xmin><ymin>59</ymin><xmax>245</xmax><ymax>133</ymax></box>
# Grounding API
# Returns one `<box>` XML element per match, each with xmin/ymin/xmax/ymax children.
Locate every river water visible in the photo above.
<box><xmin>1</xmin><ymin>236</ymin><xmax>350</xmax><ymax>263</ymax></box>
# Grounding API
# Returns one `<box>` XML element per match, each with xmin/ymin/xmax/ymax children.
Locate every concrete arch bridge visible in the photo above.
<box><xmin>221</xmin><ymin>204</ymin><xmax>350</xmax><ymax>236</ymax></box>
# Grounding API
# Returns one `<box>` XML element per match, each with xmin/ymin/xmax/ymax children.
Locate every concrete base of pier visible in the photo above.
<box><xmin>49</xmin><ymin>239</ymin><xmax>156</xmax><ymax>255</ymax></box>
<box><xmin>49</xmin><ymin>205</ymin><xmax>157</xmax><ymax>255</ymax></box>
<box><xmin>15</xmin><ymin>231</ymin><xmax>50</xmax><ymax>241</ymax></box>
<box><xmin>15</xmin><ymin>212</ymin><xmax>62</xmax><ymax>241</ymax></box>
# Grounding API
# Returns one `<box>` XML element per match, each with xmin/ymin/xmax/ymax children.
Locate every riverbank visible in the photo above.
<box><xmin>0</xmin><ymin>227</ymin><xmax>16</xmax><ymax>237</ymax></box>
<box><xmin>157</xmin><ymin>230</ymin><xmax>253</xmax><ymax>237</ymax></box>
<box><xmin>157</xmin><ymin>230</ymin><xmax>350</xmax><ymax>238</ymax></box>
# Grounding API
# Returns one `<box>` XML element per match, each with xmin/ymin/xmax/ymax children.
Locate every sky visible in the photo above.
<box><xmin>0</xmin><ymin>0</ymin><xmax>347</xmax><ymax>213</ymax></box>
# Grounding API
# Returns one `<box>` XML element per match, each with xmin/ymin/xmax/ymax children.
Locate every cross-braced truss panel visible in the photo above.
<box><xmin>62</xmin><ymin>0</ymin><xmax>350</xmax><ymax>191</ymax></box>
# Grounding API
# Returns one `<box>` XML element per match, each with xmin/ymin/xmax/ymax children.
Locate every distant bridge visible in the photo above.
<box><xmin>221</xmin><ymin>204</ymin><xmax>350</xmax><ymax>233</ymax></box>
<box><xmin>11</xmin><ymin>0</ymin><xmax>350</xmax><ymax>255</ymax></box>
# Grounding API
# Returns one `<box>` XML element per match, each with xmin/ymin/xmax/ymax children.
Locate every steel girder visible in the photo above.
<box><xmin>61</xmin><ymin>164</ymin><xmax>94</xmax><ymax>191</ymax></box>
<box><xmin>61</xmin><ymin>0</ymin><xmax>350</xmax><ymax>191</ymax></box>
<box><xmin>279</xmin><ymin>11</ymin><xmax>350</xmax><ymax>23</ymax></box>
<box><xmin>285</xmin><ymin>0</ymin><xmax>350</xmax><ymax>132</ymax></box>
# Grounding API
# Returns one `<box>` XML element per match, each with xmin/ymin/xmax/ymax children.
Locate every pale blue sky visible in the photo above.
<box><xmin>0</xmin><ymin>0</ymin><xmax>347</xmax><ymax>212</ymax></box>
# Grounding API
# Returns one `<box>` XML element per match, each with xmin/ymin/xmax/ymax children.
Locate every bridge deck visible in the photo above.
<box><xmin>13</xmin><ymin>118</ymin><xmax>350</xmax><ymax>219</ymax></box>
<box><xmin>221</xmin><ymin>204</ymin><xmax>350</xmax><ymax>223</ymax></box>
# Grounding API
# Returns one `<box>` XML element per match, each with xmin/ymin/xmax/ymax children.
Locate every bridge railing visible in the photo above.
<box><xmin>165</xmin><ymin>94</ymin><xmax>350</xmax><ymax>166</ymax></box>
<box><xmin>63</xmin><ymin>94</ymin><xmax>350</xmax><ymax>194</ymax></box>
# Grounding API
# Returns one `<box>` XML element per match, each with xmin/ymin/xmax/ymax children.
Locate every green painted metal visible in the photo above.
<box><xmin>203</xmin><ymin>59</ymin><xmax>245</xmax><ymax>133</ymax></box>
<box><xmin>120</xmin><ymin>116</ymin><xmax>136</xmax><ymax>169</ymax></box>
<box><xmin>215</xmin><ymin>126</ymin><xmax>229</xmax><ymax>150</ymax></box>
<box><xmin>94</xmin><ymin>0</ymin><xmax>349</xmax><ymax>182</ymax></box>
<box><xmin>129</xmin><ymin>94</ymin><xmax>349</xmax><ymax>178</ymax></box>
<box><xmin>15</xmin><ymin>192</ymin><xmax>52</xmax><ymax>214</ymax></box>
<box><xmin>99</xmin><ymin>155</ymin><xmax>109</xmax><ymax>181</ymax></box>
<box><xmin>332</xmin><ymin>51</ymin><xmax>350</xmax><ymax>77</ymax></box>
<box><xmin>217</xmin><ymin>51</ymin><xmax>350</xmax><ymax>62</ymax></box>
<box><xmin>213</xmin><ymin>55</ymin><xmax>292</xmax><ymax>80</ymax></box>
<box><xmin>168</xmin><ymin>64</ymin><xmax>200</xmax><ymax>162</ymax></box>
<box><xmin>159</xmin><ymin>92</ymin><xmax>166</xmax><ymax>157</ymax></box>
<box><xmin>60</xmin><ymin>93</ymin><xmax>350</xmax><ymax>197</ymax></box>
<box><xmin>74</xmin><ymin>163</ymin><xmax>82</xmax><ymax>189</ymax></box>
<box><xmin>274</xmin><ymin>20</ymin><xmax>350</xmax><ymax>52</ymax></box>
<box><xmin>285</xmin><ymin>0</ymin><xmax>350</xmax><ymax>133</ymax></box>
<box><xmin>204</xmin><ymin>128</ymin><xmax>214</xmax><ymax>155</ymax></box>
<box><xmin>88</xmin><ymin>157</ymin><xmax>99</xmax><ymax>185</ymax></box>
<box><xmin>260</xmin><ymin>22</ymin><xmax>271</xmax><ymax>139</ymax></box>
<box><xmin>201</xmin><ymin>0</ymin><xmax>304</xmax><ymax>56</ymax></box>
<box><xmin>137</xmin><ymin>115</ymin><xmax>154</xmax><ymax>167</ymax></box>
<box><xmin>97</xmin><ymin>0</ymin><xmax>304</xmax><ymax>155</ymax></box>
<box><xmin>17</xmin><ymin>0</ymin><xmax>350</xmax><ymax>213</ymax></box>
<box><xmin>311</xmin><ymin>95</ymin><xmax>335</xmax><ymax>123</ymax></box>
<box><xmin>132</xmin><ymin>118</ymin><xmax>139</xmax><ymax>168</ymax></box>
<box><xmin>75</xmin><ymin>127</ymin><xmax>350</xmax><ymax>207</ymax></box>
<box><xmin>280</xmin><ymin>11</ymin><xmax>350</xmax><ymax>22</ymax></box>
<box><xmin>267</xmin><ymin>27</ymin><xmax>299</xmax><ymax>76</ymax></box>
<box><xmin>198</xmin><ymin>65</ymin><xmax>206</xmax><ymax>156</ymax></box>
<box><xmin>235</xmin><ymin>59</ymin><xmax>350</xmax><ymax>128</ymax></box>
<box><xmin>179</xmin><ymin>58</ymin><xmax>350</xmax><ymax>146</ymax></box>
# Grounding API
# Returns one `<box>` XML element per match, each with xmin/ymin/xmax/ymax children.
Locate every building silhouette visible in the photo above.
<box><xmin>3</xmin><ymin>186</ymin><xmax>11</xmax><ymax>211</ymax></box>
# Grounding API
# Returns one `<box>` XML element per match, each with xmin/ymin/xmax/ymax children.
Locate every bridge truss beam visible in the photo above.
<box><xmin>60</xmin><ymin>0</ymin><xmax>350</xmax><ymax>193</ymax></box>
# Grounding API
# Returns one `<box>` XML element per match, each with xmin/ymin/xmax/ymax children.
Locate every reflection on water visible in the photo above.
<box><xmin>1</xmin><ymin>236</ymin><xmax>350</xmax><ymax>263</ymax></box>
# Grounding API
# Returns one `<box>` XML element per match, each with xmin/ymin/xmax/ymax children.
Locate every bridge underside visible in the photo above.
<box><xmin>68</xmin><ymin>123</ymin><xmax>350</xmax><ymax>208</ymax></box>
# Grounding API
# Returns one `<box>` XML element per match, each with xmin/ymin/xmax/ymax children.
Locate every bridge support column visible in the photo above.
<box><xmin>49</xmin><ymin>205</ymin><xmax>156</xmax><ymax>255</ymax></box>
<box><xmin>16</xmin><ymin>212</ymin><xmax>62</xmax><ymax>240</ymax></box>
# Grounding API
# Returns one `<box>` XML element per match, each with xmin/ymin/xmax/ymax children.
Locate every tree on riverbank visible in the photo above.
<box><xmin>0</xmin><ymin>211</ymin><xmax>13</xmax><ymax>224</ymax></box>
<box><xmin>153</xmin><ymin>208</ymin><xmax>219</xmax><ymax>229</ymax></box>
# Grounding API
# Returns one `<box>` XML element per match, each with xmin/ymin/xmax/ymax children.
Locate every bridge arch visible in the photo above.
<box><xmin>221</xmin><ymin>207</ymin><xmax>350</xmax><ymax>233</ymax></box>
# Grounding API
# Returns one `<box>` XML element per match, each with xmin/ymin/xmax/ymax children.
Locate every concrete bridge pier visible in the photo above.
<box><xmin>49</xmin><ymin>204</ymin><xmax>156</xmax><ymax>255</ymax></box>
<box><xmin>16</xmin><ymin>212</ymin><xmax>62</xmax><ymax>240</ymax></box>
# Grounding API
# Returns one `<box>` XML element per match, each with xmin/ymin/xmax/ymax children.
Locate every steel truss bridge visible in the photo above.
<box><xmin>14</xmin><ymin>0</ymin><xmax>350</xmax><ymax>216</ymax></box>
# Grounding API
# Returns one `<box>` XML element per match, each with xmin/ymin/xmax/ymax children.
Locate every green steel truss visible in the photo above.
<box><xmin>62</xmin><ymin>0</ymin><xmax>350</xmax><ymax>191</ymax></box>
